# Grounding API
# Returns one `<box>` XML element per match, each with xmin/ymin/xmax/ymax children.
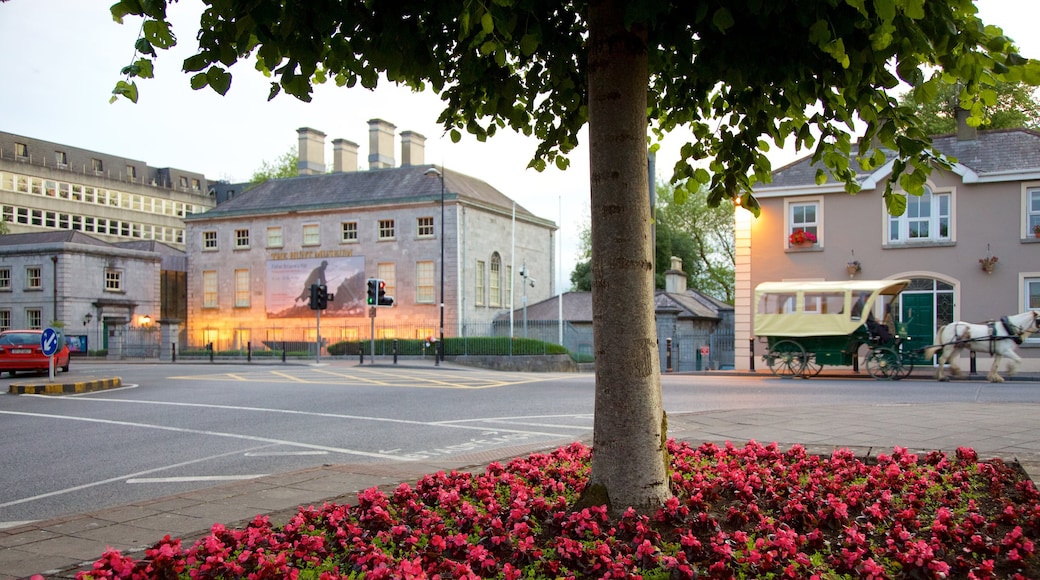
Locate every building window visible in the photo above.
<box><xmin>127</xmin><ymin>165</ymin><xmax>137</xmax><ymax>181</ymax></box>
<box><xmin>303</xmin><ymin>224</ymin><xmax>320</xmax><ymax>246</ymax></box>
<box><xmin>888</xmin><ymin>187</ymin><xmax>951</xmax><ymax>243</ymax></box>
<box><xmin>105</xmin><ymin>269</ymin><xmax>122</xmax><ymax>292</ymax></box>
<box><xmin>416</xmin><ymin>261</ymin><xmax>435</xmax><ymax>303</ymax></box>
<box><xmin>26</xmin><ymin>266</ymin><xmax>42</xmax><ymax>290</ymax></box>
<box><xmin>179</xmin><ymin>176</ymin><xmax>189</xmax><ymax>188</ymax></box>
<box><xmin>0</xmin><ymin>310</ymin><xmax>9</xmax><ymax>331</ymax></box>
<box><xmin>91</xmin><ymin>158</ymin><xmax>104</xmax><ymax>173</ymax></box>
<box><xmin>341</xmin><ymin>221</ymin><xmax>358</xmax><ymax>243</ymax></box>
<box><xmin>192</xmin><ymin>178</ymin><xmax>201</xmax><ymax>190</ymax></box>
<box><xmin>0</xmin><ymin>268</ymin><xmax>9</xmax><ymax>291</ymax></box>
<box><xmin>235</xmin><ymin>269</ymin><xmax>250</xmax><ymax>307</ymax></box>
<box><xmin>26</xmin><ymin>308</ymin><xmax>42</xmax><ymax>330</ymax></box>
<box><xmin>235</xmin><ymin>228</ymin><xmax>250</xmax><ymax>249</ymax></box>
<box><xmin>489</xmin><ymin>253</ymin><xmax>502</xmax><ymax>307</ymax></box>
<box><xmin>786</xmin><ymin>199</ymin><xmax>820</xmax><ymax>248</ymax></box>
<box><xmin>267</xmin><ymin>226</ymin><xmax>283</xmax><ymax>248</ymax></box>
<box><xmin>377</xmin><ymin>263</ymin><xmax>396</xmax><ymax>299</ymax></box>
<box><xmin>203</xmin><ymin>270</ymin><xmax>218</xmax><ymax>308</ymax></box>
<box><xmin>203</xmin><ymin>230</ymin><xmax>217</xmax><ymax>250</ymax></box>
<box><xmin>1027</xmin><ymin>188</ymin><xmax>1040</xmax><ymax>236</ymax></box>
<box><xmin>417</xmin><ymin>216</ymin><xmax>435</xmax><ymax>238</ymax></box>
<box><xmin>55</xmin><ymin>151</ymin><xmax>68</xmax><ymax>167</ymax></box>
<box><xmin>378</xmin><ymin>219</ymin><xmax>395</xmax><ymax>240</ymax></box>
<box><xmin>15</xmin><ymin>143</ymin><xmax>28</xmax><ymax>158</ymax></box>
<box><xmin>475</xmin><ymin>260</ymin><xmax>486</xmax><ymax>306</ymax></box>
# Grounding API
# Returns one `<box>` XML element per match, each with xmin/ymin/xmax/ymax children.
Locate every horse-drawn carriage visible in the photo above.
<box><xmin>755</xmin><ymin>279</ymin><xmax>915</xmax><ymax>379</ymax></box>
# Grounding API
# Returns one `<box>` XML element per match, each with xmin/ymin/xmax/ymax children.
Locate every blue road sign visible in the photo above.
<box><xmin>41</xmin><ymin>327</ymin><xmax>59</xmax><ymax>356</ymax></box>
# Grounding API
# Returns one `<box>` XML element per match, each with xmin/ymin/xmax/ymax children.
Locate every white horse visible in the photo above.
<box><xmin>923</xmin><ymin>310</ymin><xmax>1040</xmax><ymax>382</ymax></box>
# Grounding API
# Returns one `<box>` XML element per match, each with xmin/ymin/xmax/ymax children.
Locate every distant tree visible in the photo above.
<box><xmin>250</xmin><ymin>146</ymin><xmax>299</xmax><ymax>184</ymax></box>
<box><xmin>899</xmin><ymin>81</ymin><xmax>1040</xmax><ymax>135</ymax></box>
<box><xmin>0</xmin><ymin>219</ymin><xmax>8</xmax><ymax>235</ymax></box>
<box><xmin>570</xmin><ymin>260</ymin><xmax>592</xmax><ymax>292</ymax></box>
<box><xmin>656</xmin><ymin>183</ymin><xmax>735</xmax><ymax>303</ymax></box>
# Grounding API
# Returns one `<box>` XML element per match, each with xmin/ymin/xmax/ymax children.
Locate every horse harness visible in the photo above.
<box><xmin>984</xmin><ymin>316</ymin><xmax>1024</xmax><ymax>352</ymax></box>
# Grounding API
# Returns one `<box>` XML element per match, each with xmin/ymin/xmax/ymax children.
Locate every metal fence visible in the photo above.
<box><xmin>111</xmin><ymin>318</ymin><xmax>734</xmax><ymax>367</ymax></box>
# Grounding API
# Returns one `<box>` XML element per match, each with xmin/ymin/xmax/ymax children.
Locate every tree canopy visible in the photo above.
<box><xmin>250</xmin><ymin>146</ymin><xmax>299</xmax><ymax>184</ymax></box>
<box><xmin>898</xmin><ymin>80</ymin><xmax>1040</xmax><ymax>135</ymax></box>
<box><xmin>111</xmin><ymin>0</ymin><xmax>1039</xmax><ymax>514</ymax></box>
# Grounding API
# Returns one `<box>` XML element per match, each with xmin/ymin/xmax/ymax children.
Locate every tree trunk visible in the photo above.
<box><xmin>583</xmin><ymin>0</ymin><xmax>672</xmax><ymax>515</ymax></box>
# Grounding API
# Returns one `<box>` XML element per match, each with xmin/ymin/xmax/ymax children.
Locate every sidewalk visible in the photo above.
<box><xmin>3</xmin><ymin>400</ymin><xmax>1040</xmax><ymax>579</ymax></box>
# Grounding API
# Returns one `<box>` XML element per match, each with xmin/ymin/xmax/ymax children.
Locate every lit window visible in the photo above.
<box><xmin>378</xmin><ymin>219</ymin><xmax>395</xmax><ymax>240</ymax></box>
<box><xmin>235</xmin><ymin>228</ymin><xmax>250</xmax><ymax>248</ymax></box>
<box><xmin>303</xmin><ymin>224</ymin><xmax>320</xmax><ymax>246</ymax></box>
<box><xmin>417</xmin><ymin>216</ymin><xmax>434</xmax><ymax>238</ymax></box>
<box><xmin>377</xmin><ymin>263</ymin><xmax>396</xmax><ymax>298</ymax></box>
<box><xmin>235</xmin><ymin>269</ymin><xmax>250</xmax><ymax>307</ymax></box>
<box><xmin>888</xmin><ymin>187</ymin><xmax>950</xmax><ymax>243</ymax></box>
<box><xmin>203</xmin><ymin>230</ymin><xmax>217</xmax><ymax>250</ymax></box>
<box><xmin>267</xmin><ymin>226</ymin><xmax>283</xmax><ymax>248</ymax></box>
<box><xmin>27</xmin><ymin>309</ymin><xmax>42</xmax><ymax>329</ymax></box>
<box><xmin>203</xmin><ymin>270</ymin><xmax>218</xmax><ymax>308</ymax></box>
<box><xmin>105</xmin><ymin>269</ymin><xmax>122</xmax><ymax>292</ymax></box>
<box><xmin>341</xmin><ymin>221</ymin><xmax>358</xmax><ymax>243</ymax></box>
<box><xmin>489</xmin><ymin>253</ymin><xmax>501</xmax><ymax>307</ymax></box>
<box><xmin>475</xmin><ymin>260</ymin><xmax>485</xmax><ymax>306</ymax></box>
<box><xmin>26</xmin><ymin>267</ymin><xmax>42</xmax><ymax>289</ymax></box>
<box><xmin>0</xmin><ymin>268</ymin><xmax>10</xmax><ymax>291</ymax></box>
<box><xmin>416</xmin><ymin>261</ymin><xmax>435</xmax><ymax>303</ymax></box>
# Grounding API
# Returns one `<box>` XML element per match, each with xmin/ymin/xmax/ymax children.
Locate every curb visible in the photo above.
<box><xmin>8</xmin><ymin>377</ymin><xmax>122</xmax><ymax>395</ymax></box>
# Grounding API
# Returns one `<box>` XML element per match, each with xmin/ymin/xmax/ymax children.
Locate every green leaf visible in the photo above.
<box><xmin>885</xmin><ymin>191</ymin><xmax>907</xmax><ymax>216</ymax></box>
<box><xmin>190</xmin><ymin>72</ymin><xmax>208</xmax><ymax>90</ymax></box>
<box><xmin>111</xmin><ymin>80</ymin><xmax>138</xmax><ymax>103</ymax></box>
<box><xmin>712</xmin><ymin>7</ymin><xmax>734</xmax><ymax>32</ymax></box>
<box><xmin>481</xmin><ymin>12</ymin><xmax>494</xmax><ymax>35</ymax></box>
<box><xmin>206</xmin><ymin>66</ymin><xmax>232</xmax><ymax>95</ymax></box>
<box><xmin>520</xmin><ymin>33</ymin><xmax>539</xmax><ymax>56</ymax></box>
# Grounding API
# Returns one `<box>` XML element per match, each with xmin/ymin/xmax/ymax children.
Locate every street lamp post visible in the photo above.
<box><xmin>424</xmin><ymin>167</ymin><xmax>446</xmax><ymax>365</ymax></box>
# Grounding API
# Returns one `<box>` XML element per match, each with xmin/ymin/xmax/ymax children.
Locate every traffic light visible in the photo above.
<box><xmin>366</xmin><ymin>278</ymin><xmax>378</xmax><ymax>305</ymax></box>
<box><xmin>377</xmin><ymin>279</ymin><xmax>394</xmax><ymax>307</ymax></box>
<box><xmin>317</xmin><ymin>284</ymin><xmax>328</xmax><ymax>310</ymax></box>
<box><xmin>309</xmin><ymin>284</ymin><xmax>320</xmax><ymax>310</ymax></box>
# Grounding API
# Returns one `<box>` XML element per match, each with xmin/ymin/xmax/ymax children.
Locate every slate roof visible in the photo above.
<box><xmin>496</xmin><ymin>290</ymin><xmax>728</xmax><ymax>323</ymax></box>
<box><xmin>0</xmin><ymin>231</ymin><xmax>114</xmax><ymax>248</ymax></box>
<box><xmin>763</xmin><ymin>128</ymin><xmax>1040</xmax><ymax>190</ymax></box>
<box><xmin>188</xmin><ymin>164</ymin><xmax>543</xmax><ymax>221</ymax></box>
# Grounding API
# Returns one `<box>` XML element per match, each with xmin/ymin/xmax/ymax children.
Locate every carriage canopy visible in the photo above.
<box><xmin>754</xmin><ymin>279</ymin><xmax>910</xmax><ymax>338</ymax></box>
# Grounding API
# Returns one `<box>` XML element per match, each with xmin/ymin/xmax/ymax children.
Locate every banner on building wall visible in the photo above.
<box><xmin>265</xmin><ymin>257</ymin><xmax>367</xmax><ymax>318</ymax></box>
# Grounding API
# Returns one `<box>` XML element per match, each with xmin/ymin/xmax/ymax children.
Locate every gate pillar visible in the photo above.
<box><xmin>159</xmin><ymin>319</ymin><xmax>181</xmax><ymax>362</ymax></box>
<box><xmin>105</xmin><ymin>318</ymin><xmax>129</xmax><ymax>360</ymax></box>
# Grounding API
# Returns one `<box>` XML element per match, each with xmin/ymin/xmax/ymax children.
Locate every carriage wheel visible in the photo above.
<box><xmin>865</xmin><ymin>347</ymin><xmax>902</xmax><ymax>380</ymax></box>
<box><xmin>892</xmin><ymin>351</ymin><xmax>914</xmax><ymax>381</ymax></box>
<box><xmin>803</xmin><ymin>356</ymin><xmax>824</xmax><ymax>377</ymax></box>
<box><xmin>767</xmin><ymin>340</ymin><xmax>808</xmax><ymax>378</ymax></box>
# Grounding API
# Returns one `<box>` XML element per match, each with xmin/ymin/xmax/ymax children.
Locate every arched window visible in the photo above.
<box><xmin>887</xmin><ymin>186</ymin><xmax>951</xmax><ymax>243</ymax></box>
<box><xmin>489</xmin><ymin>253</ymin><xmax>502</xmax><ymax>307</ymax></box>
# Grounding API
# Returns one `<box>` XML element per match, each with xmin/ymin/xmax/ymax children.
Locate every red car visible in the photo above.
<box><xmin>0</xmin><ymin>329</ymin><xmax>71</xmax><ymax>376</ymax></box>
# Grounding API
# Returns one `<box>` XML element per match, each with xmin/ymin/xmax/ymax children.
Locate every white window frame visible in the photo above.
<box><xmin>489</xmin><ymin>253</ymin><xmax>502</xmax><ymax>307</ymax></box>
<box><xmin>0</xmin><ymin>267</ymin><xmax>9</xmax><ymax>291</ymax></box>
<box><xmin>26</xmin><ymin>308</ymin><xmax>42</xmax><ymax>330</ymax></box>
<box><xmin>203</xmin><ymin>230</ymin><xmax>217</xmax><ymax>250</ymax></box>
<box><xmin>378</xmin><ymin>219</ymin><xmax>395</xmax><ymax>240</ymax></box>
<box><xmin>0</xmin><ymin>309</ymin><xmax>9</xmax><ymax>331</ymax></box>
<box><xmin>235</xmin><ymin>269</ymin><xmax>250</xmax><ymax>307</ymax></box>
<box><xmin>267</xmin><ymin>226</ymin><xmax>283</xmax><ymax>248</ymax></box>
<box><xmin>104</xmin><ymin>269</ymin><xmax>122</xmax><ymax>292</ymax></box>
<box><xmin>416</xmin><ymin>261</ymin><xmax>435</xmax><ymax>304</ymax></box>
<box><xmin>377</xmin><ymin>262</ymin><xmax>396</xmax><ymax>300</ymax></box>
<box><xmin>25</xmin><ymin>266</ymin><xmax>42</xmax><ymax>290</ymax></box>
<box><xmin>203</xmin><ymin>270</ymin><xmax>218</xmax><ymax>308</ymax></box>
<box><xmin>1022</xmin><ymin>273</ymin><xmax>1040</xmax><ymax>344</ymax></box>
<box><xmin>303</xmin><ymin>223</ymin><xmax>320</xmax><ymax>246</ymax></box>
<box><xmin>341</xmin><ymin>221</ymin><xmax>358</xmax><ymax>243</ymax></box>
<box><xmin>887</xmin><ymin>186</ymin><xmax>952</xmax><ymax>244</ymax></box>
<box><xmin>784</xmin><ymin>197</ymin><xmax>822</xmax><ymax>249</ymax></box>
<box><xmin>1024</xmin><ymin>185</ymin><xmax>1040</xmax><ymax>238</ymax></box>
<box><xmin>416</xmin><ymin>216</ymin><xmax>435</xmax><ymax>238</ymax></box>
<box><xmin>475</xmin><ymin>260</ymin><xmax>485</xmax><ymax>306</ymax></box>
<box><xmin>234</xmin><ymin>228</ymin><xmax>250</xmax><ymax>249</ymax></box>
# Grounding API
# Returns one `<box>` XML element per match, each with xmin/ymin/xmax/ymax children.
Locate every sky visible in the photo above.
<box><xmin>0</xmin><ymin>1</ymin><xmax>1036</xmax><ymax>291</ymax></box>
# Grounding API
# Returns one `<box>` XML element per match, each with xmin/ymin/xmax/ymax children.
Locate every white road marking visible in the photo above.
<box><xmin>243</xmin><ymin>451</ymin><xmax>328</xmax><ymax>457</ymax></box>
<box><xmin>0</xmin><ymin>520</ymin><xmax>37</xmax><ymax>530</ymax></box>
<box><xmin>127</xmin><ymin>475</ymin><xmax>268</xmax><ymax>484</ymax></box>
<box><xmin>0</xmin><ymin>410</ymin><xmax>414</xmax><ymax>461</ymax></box>
<box><xmin>0</xmin><ymin>444</ymin><xmax>275</xmax><ymax>509</ymax></box>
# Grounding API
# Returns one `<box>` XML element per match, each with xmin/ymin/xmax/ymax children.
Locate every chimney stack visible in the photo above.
<box><xmin>297</xmin><ymin>127</ymin><xmax>327</xmax><ymax>175</ymax></box>
<box><xmin>332</xmin><ymin>138</ymin><xmax>359</xmax><ymax>172</ymax></box>
<box><xmin>664</xmin><ymin>256</ymin><xmax>687</xmax><ymax>293</ymax></box>
<box><xmin>368</xmin><ymin>118</ymin><xmax>397</xmax><ymax>169</ymax></box>
<box><xmin>956</xmin><ymin>109</ymin><xmax>978</xmax><ymax>142</ymax></box>
<box><xmin>400</xmin><ymin>131</ymin><xmax>426</xmax><ymax>166</ymax></box>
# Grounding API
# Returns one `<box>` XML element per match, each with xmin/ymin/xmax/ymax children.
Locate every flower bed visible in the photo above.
<box><xmin>75</xmin><ymin>440</ymin><xmax>1039</xmax><ymax>579</ymax></box>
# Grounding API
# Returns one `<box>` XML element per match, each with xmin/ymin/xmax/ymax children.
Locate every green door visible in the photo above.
<box><xmin>901</xmin><ymin>293</ymin><xmax>934</xmax><ymax>365</ymax></box>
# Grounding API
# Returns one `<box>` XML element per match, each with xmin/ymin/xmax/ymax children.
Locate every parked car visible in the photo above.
<box><xmin>0</xmin><ymin>329</ymin><xmax>71</xmax><ymax>376</ymax></box>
